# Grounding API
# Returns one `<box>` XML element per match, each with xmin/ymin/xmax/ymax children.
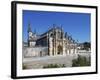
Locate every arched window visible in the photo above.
<box><xmin>50</xmin><ymin>33</ymin><xmax>53</xmax><ymax>37</ymax></box>
<box><xmin>57</xmin><ymin>31</ymin><xmax>61</xmax><ymax>39</ymax></box>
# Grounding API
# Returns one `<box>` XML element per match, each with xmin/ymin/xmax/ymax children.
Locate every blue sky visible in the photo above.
<box><xmin>23</xmin><ymin>10</ymin><xmax>91</xmax><ymax>43</ymax></box>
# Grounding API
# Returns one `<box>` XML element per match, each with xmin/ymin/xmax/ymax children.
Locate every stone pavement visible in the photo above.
<box><xmin>23</xmin><ymin>53</ymin><xmax>90</xmax><ymax>69</ymax></box>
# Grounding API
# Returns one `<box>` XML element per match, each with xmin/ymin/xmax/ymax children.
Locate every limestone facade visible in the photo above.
<box><xmin>23</xmin><ymin>24</ymin><xmax>78</xmax><ymax>57</ymax></box>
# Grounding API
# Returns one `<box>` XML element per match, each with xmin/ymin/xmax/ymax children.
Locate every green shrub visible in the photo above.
<box><xmin>72</xmin><ymin>55</ymin><xmax>91</xmax><ymax>67</ymax></box>
<box><xmin>43</xmin><ymin>64</ymin><xmax>66</xmax><ymax>68</ymax></box>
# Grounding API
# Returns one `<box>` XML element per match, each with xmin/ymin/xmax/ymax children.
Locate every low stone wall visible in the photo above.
<box><xmin>78</xmin><ymin>50</ymin><xmax>91</xmax><ymax>53</ymax></box>
<box><xmin>23</xmin><ymin>47</ymin><xmax>48</xmax><ymax>58</ymax></box>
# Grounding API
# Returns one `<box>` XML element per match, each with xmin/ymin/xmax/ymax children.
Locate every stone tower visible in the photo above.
<box><xmin>27</xmin><ymin>23</ymin><xmax>37</xmax><ymax>47</ymax></box>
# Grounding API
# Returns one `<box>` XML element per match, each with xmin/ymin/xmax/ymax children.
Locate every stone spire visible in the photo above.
<box><xmin>27</xmin><ymin>22</ymin><xmax>32</xmax><ymax>33</ymax></box>
<box><xmin>61</xmin><ymin>25</ymin><xmax>63</xmax><ymax>39</ymax></box>
<box><xmin>65</xmin><ymin>32</ymin><xmax>68</xmax><ymax>38</ymax></box>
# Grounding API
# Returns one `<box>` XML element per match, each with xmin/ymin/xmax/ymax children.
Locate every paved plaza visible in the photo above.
<box><xmin>23</xmin><ymin>52</ymin><xmax>91</xmax><ymax>69</ymax></box>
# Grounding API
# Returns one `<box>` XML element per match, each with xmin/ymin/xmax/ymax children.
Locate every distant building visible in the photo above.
<box><xmin>77</xmin><ymin>42</ymin><xmax>91</xmax><ymax>51</ymax></box>
<box><xmin>77</xmin><ymin>43</ymin><xmax>84</xmax><ymax>50</ymax></box>
<box><xmin>23</xmin><ymin>23</ymin><xmax>78</xmax><ymax>57</ymax></box>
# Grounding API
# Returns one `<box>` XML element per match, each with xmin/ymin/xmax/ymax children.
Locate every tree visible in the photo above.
<box><xmin>72</xmin><ymin>55</ymin><xmax>91</xmax><ymax>67</ymax></box>
<box><xmin>83</xmin><ymin>42</ymin><xmax>91</xmax><ymax>51</ymax></box>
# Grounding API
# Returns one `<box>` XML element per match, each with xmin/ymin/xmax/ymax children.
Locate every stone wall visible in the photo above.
<box><xmin>23</xmin><ymin>47</ymin><xmax>48</xmax><ymax>58</ymax></box>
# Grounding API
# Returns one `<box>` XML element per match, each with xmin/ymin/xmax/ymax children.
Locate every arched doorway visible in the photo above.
<box><xmin>57</xmin><ymin>45</ymin><xmax>63</xmax><ymax>55</ymax></box>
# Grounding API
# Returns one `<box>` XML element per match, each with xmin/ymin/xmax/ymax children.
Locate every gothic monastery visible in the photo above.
<box><xmin>23</xmin><ymin>24</ymin><xmax>78</xmax><ymax>57</ymax></box>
